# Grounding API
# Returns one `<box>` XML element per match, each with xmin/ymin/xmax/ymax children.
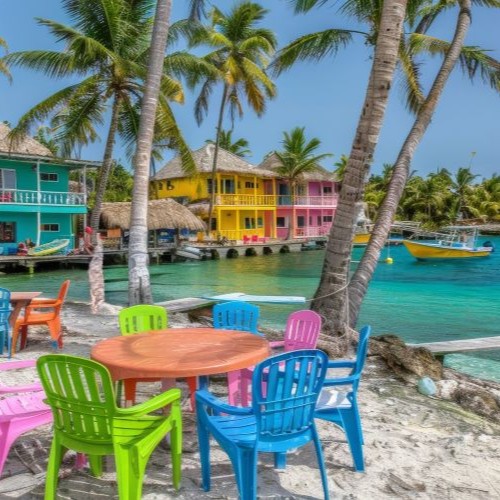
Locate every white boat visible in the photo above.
<box><xmin>176</xmin><ymin>245</ymin><xmax>204</xmax><ymax>261</ymax></box>
<box><xmin>403</xmin><ymin>226</ymin><xmax>494</xmax><ymax>260</ymax></box>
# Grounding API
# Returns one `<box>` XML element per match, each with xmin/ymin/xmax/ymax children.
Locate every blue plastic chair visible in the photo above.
<box><xmin>196</xmin><ymin>349</ymin><xmax>331</xmax><ymax>500</ymax></box>
<box><xmin>212</xmin><ymin>301</ymin><xmax>260</xmax><ymax>335</ymax></box>
<box><xmin>315</xmin><ymin>325</ymin><xmax>371</xmax><ymax>472</ymax></box>
<box><xmin>0</xmin><ymin>287</ymin><xmax>11</xmax><ymax>357</ymax></box>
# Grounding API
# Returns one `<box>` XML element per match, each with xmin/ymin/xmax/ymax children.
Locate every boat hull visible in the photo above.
<box><xmin>176</xmin><ymin>246</ymin><xmax>203</xmax><ymax>260</ymax></box>
<box><xmin>403</xmin><ymin>240</ymin><xmax>492</xmax><ymax>259</ymax></box>
<box><xmin>353</xmin><ymin>232</ymin><xmax>370</xmax><ymax>246</ymax></box>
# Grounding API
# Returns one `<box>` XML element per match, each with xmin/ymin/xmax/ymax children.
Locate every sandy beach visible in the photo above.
<box><xmin>1</xmin><ymin>302</ymin><xmax>499</xmax><ymax>499</ymax></box>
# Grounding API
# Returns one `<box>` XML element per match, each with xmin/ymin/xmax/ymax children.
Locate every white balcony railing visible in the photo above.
<box><xmin>277</xmin><ymin>195</ymin><xmax>337</xmax><ymax>207</ymax></box>
<box><xmin>216</xmin><ymin>194</ymin><xmax>276</xmax><ymax>206</ymax></box>
<box><xmin>0</xmin><ymin>189</ymin><xmax>85</xmax><ymax>206</ymax></box>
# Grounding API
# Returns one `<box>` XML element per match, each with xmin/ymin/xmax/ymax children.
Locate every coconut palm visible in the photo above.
<box><xmin>451</xmin><ymin>167</ymin><xmax>480</xmax><ymax>219</ymax></box>
<box><xmin>333</xmin><ymin>154</ymin><xmax>349</xmax><ymax>182</ymax></box>
<box><xmin>309</xmin><ymin>0</ymin><xmax>407</xmax><ymax>335</ymax></box>
<box><xmin>0</xmin><ymin>37</ymin><xmax>11</xmax><ymax>81</ymax></box>
<box><xmin>274</xmin><ymin>127</ymin><xmax>333</xmax><ymax>239</ymax></box>
<box><xmin>188</xmin><ymin>1</ymin><xmax>277</xmax><ymax>234</ymax></box>
<box><xmin>127</xmin><ymin>0</ymin><xmax>175</xmax><ymax>305</ymax></box>
<box><xmin>4</xmin><ymin>0</ymin><xmax>199</xmax><ymax>233</ymax></box>
<box><xmin>205</xmin><ymin>129</ymin><xmax>251</xmax><ymax>157</ymax></box>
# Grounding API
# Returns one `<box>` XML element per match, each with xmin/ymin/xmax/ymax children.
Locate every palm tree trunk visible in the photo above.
<box><xmin>311</xmin><ymin>0</ymin><xmax>408</xmax><ymax>336</ymax></box>
<box><xmin>128</xmin><ymin>0</ymin><xmax>173</xmax><ymax>305</ymax></box>
<box><xmin>207</xmin><ymin>83</ymin><xmax>229</xmax><ymax>236</ymax></box>
<box><xmin>348</xmin><ymin>0</ymin><xmax>472</xmax><ymax>325</ymax></box>
<box><xmin>89</xmin><ymin>94</ymin><xmax>121</xmax><ymax>233</ymax></box>
<box><xmin>287</xmin><ymin>181</ymin><xmax>296</xmax><ymax>240</ymax></box>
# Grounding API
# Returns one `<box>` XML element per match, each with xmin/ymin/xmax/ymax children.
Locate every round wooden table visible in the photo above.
<box><xmin>91</xmin><ymin>327</ymin><xmax>270</xmax><ymax>390</ymax></box>
<box><xmin>9</xmin><ymin>292</ymin><xmax>42</xmax><ymax>328</ymax></box>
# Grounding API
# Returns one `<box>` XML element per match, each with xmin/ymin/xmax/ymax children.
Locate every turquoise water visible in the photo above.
<box><xmin>2</xmin><ymin>236</ymin><xmax>499</xmax><ymax>381</ymax></box>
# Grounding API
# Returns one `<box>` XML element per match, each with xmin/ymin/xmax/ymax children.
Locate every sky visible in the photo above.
<box><xmin>0</xmin><ymin>0</ymin><xmax>499</xmax><ymax>179</ymax></box>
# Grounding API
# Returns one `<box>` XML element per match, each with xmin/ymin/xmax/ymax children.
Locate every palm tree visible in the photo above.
<box><xmin>206</xmin><ymin>129</ymin><xmax>251</xmax><ymax>157</ymax></box>
<box><xmin>4</xmin><ymin>0</ymin><xmax>198</xmax><ymax>233</ymax></box>
<box><xmin>128</xmin><ymin>0</ymin><xmax>174</xmax><ymax>305</ymax></box>
<box><xmin>452</xmin><ymin>166</ymin><xmax>480</xmax><ymax>219</ymax></box>
<box><xmin>349</xmin><ymin>0</ymin><xmax>478</xmax><ymax>326</ymax></box>
<box><xmin>309</xmin><ymin>0</ymin><xmax>408</xmax><ymax>335</ymax></box>
<box><xmin>333</xmin><ymin>154</ymin><xmax>349</xmax><ymax>182</ymax></box>
<box><xmin>274</xmin><ymin>127</ymin><xmax>333</xmax><ymax>239</ymax></box>
<box><xmin>188</xmin><ymin>1</ymin><xmax>277</xmax><ymax>234</ymax></box>
<box><xmin>0</xmin><ymin>37</ymin><xmax>11</xmax><ymax>81</ymax></box>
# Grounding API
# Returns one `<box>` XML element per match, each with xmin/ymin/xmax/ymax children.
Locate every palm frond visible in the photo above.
<box><xmin>398</xmin><ymin>38</ymin><xmax>425</xmax><ymax>113</ymax></box>
<box><xmin>4</xmin><ymin>50</ymin><xmax>86</xmax><ymax>78</ymax></box>
<box><xmin>0</xmin><ymin>36</ymin><xmax>12</xmax><ymax>82</ymax></box>
<box><xmin>194</xmin><ymin>79</ymin><xmax>216</xmax><ymax>125</ymax></box>
<box><xmin>188</xmin><ymin>0</ymin><xmax>207</xmax><ymax>21</ymax></box>
<box><xmin>291</xmin><ymin>0</ymin><xmax>330</xmax><ymax>14</ymax></box>
<box><xmin>271</xmin><ymin>29</ymin><xmax>354</xmax><ymax>76</ymax></box>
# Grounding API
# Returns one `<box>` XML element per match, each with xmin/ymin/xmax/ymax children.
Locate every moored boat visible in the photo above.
<box><xmin>176</xmin><ymin>245</ymin><xmax>204</xmax><ymax>261</ymax></box>
<box><xmin>403</xmin><ymin>226</ymin><xmax>494</xmax><ymax>260</ymax></box>
<box><xmin>28</xmin><ymin>239</ymin><xmax>70</xmax><ymax>256</ymax></box>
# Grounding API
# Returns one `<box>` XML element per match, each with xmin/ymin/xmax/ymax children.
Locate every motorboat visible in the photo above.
<box><xmin>175</xmin><ymin>245</ymin><xmax>204</xmax><ymax>261</ymax></box>
<box><xmin>403</xmin><ymin>226</ymin><xmax>494</xmax><ymax>260</ymax></box>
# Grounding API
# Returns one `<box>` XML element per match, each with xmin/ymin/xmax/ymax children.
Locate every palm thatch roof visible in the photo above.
<box><xmin>0</xmin><ymin>123</ymin><xmax>53</xmax><ymax>157</ymax></box>
<box><xmin>100</xmin><ymin>199</ymin><xmax>206</xmax><ymax>231</ymax></box>
<box><xmin>258</xmin><ymin>152</ymin><xmax>338</xmax><ymax>182</ymax></box>
<box><xmin>154</xmin><ymin>144</ymin><xmax>276</xmax><ymax>180</ymax></box>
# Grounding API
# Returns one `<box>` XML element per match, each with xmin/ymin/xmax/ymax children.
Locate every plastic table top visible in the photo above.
<box><xmin>91</xmin><ymin>327</ymin><xmax>270</xmax><ymax>382</ymax></box>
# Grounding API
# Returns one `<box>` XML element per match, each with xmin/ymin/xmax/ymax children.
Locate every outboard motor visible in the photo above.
<box><xmin>483</xmin><ymin>241</ymin><xmax>495</xmax><ymax>252</ymax></box>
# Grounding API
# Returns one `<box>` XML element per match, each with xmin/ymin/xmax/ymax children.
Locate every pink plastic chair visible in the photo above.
<box><xmin>0</xmin><ymin>360</ymin><xmax>53</xmax><ymax>477</ymax></box>
<box><xmin>228</xmin><ymin>310</ymin><xmax>322</xmax><ymax>406</ymax></box>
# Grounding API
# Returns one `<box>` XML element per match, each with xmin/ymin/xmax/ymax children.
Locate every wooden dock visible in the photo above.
<box><xmin>156</xmin><ymin>297</ymin><xmax>214</xmax><ymax>313</ymax></box>
<box><xmin>410</xmin><ymin>336</ymin><xmax>500</xmax><ymax>361</ymax></box>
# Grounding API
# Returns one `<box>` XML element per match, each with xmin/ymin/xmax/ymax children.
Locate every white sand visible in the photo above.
<box><xmin>1</xmin><ymin>303</ymin><xmax>499</xmax><ymax>499</ymax></box>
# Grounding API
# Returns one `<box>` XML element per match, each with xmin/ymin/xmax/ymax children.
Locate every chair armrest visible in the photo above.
<box><xmin>196</xmin><ymin>389</ymin><xmax>253</xmax><ymax>416</ymax></box>
<box><xmin>269</xmin><ymin>340</ymin><xmax>285</xmax><ymax>349</ymax></box>
<box><xmin>0</xmin><ymin>360</ymin><xmax>43</xmax><ymax>394</ymax></box>
<box><xmin>116</xmin><ymin>388</ymin><xmax>181</xmax><ymax>417</ymax></box>
<box><xmin>30</xmin><ymin>298</ymin><xmax>57</xmax><ymax>305</ymax></box>
<box><xmin>26</xmin><ymin>301</ymin><xmax>60</xmax><ymax>312</ymax></box>
<box><xmin>0</xmin><ymin>359</ymin><xmax>37</xmax><ymax>371</ymax></box>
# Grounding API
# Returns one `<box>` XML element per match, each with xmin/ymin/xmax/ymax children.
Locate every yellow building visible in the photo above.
<box><xmin>152</xmin><ymin>145</ymin><xmax>278</xmax><ymax>241</ymax></box>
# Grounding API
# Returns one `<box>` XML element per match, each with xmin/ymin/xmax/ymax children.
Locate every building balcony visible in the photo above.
<box><xmin>0</xmin><ymin>189</ymin><xmax>85</xmax><ymax>206</ymax></box>
<box><xmin>215</xmin><ymin>194</ymin><xmax>277</xmax><ymax>207</ymax></box>
<box><xmin>277</xmin><ymin>195</ymin><xmax>338</xmax><ymax>207</ymax></box>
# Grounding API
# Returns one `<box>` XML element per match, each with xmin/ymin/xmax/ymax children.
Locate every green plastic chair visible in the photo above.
<box><xmin>118</xmin><ymin>304</ymin><xmax>168</xmax><ymax>336</ymax></box>
<box><xmin>36</xmin><ymin>354</ymin><xmax>182</xmax><ymax>500</ymax></box>
<box><xmin>117</xmin><ymin>305</ymin><xmax>169</xmax><ymax>404</ymax></box>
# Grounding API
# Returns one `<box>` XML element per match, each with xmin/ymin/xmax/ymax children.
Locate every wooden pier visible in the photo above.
<box><xmin>410</xmin><ymin>336</ymin><xmax>500</xmax><ymax>361</ymax></box>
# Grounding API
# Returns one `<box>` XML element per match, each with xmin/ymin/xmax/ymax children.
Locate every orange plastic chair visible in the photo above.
<box><xmin>11</xmin><ymin>280</ymin><xmax>70</xmax><ymax>355</ymax></box>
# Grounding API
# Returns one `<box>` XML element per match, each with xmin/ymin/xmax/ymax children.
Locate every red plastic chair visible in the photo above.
<box><xmin>12</xmin><ymin>280</ymin><xmax>70</xmax><ymax>355</ymax></box>
<box><xmin>228</xmin><ymin>310</ymin><xmax>322</xmax><ymax>407</ymax></box>
<box><xmin>0</xmin><ymin>360</ymin><xmax>53</xmax><ymax>477</ymax></box>
<box><xmin>251</xmin><ymin>234</ymin><xmax>259</xmax><ymax>243</ymax></box>
<box><xmin>242</xmin><ymin>235</ymin><xmax>251</xmax><ymax>244</ymax></box>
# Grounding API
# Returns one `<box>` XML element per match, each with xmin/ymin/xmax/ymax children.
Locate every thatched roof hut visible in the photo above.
<box><xmin>0</xmin><ymin>123</ymin><xmax>53</xmax><ymax>157</ymax></box>
<box><xmin>153</xmin><ymin>144</ymin><xmax>276</xmax><ymax>180</ymax></box>
<box><xmin>100</xmin><ymin>198</ymin><xmax>206</xmax><ymax>231</ymax></box>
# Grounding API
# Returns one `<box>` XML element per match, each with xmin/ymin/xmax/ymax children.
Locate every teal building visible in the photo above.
<box><xmin>0</xmin><ymin>124</ymin><xmax>100</xmax><ymax>254</ymax></box>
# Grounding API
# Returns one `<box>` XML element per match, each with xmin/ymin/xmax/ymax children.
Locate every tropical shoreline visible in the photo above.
<box><xmin>1</xmin><ymin>302</ymin><xmax>499</xmax><ymax>499</ymax></box>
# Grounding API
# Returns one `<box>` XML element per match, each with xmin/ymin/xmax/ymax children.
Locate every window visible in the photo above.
<box><xmin>0</xmin><ymin>169</ymin><xmax>16</xmax><ymax>190</ymax></box>
<box><xmin>158</xmin><ymin>181</ymin><xmax>163</xmax><ymax>190</ymax></box>
<box><xmin>40</xmin><ymin>172</ymin><xmax>59</xmax><ymax>182</ymax></box>
<box><xmin>323</xmin><ymin>215</ymin><xmax>333</xmax><ymax>223</ymax></box>
<box><xmin>297</xmin><ymin>216</ymin><xmax>305</xmax><ymax>228</ymax></box>
<box><xmin>41</xmin><ymin>223</ymin><xmax>60</xmax><ymax>232</ymax></box>
<box><xmin>323</xmin><ymin>186</ymin><xmax>333</xmax><ymax>194</ymax></box>
<box><xmin>244</xmin><ymin>217</ymin><xmax>255</xmax><ymax>229</ymax></box>
<box><xmin>245</xmin><ymin>181</ymin><xmax>255</xmax><ymax>189</ymax></box>
<box><xmin>0</xmin><ymin>222</ymin><xmax>15</xmax><ymax>242</ymax></box>
<box><xmin>207</xmin><ymin>179</ymin><xmax>218</xmax><ymax>194</ymax></box>
<box><xmin>222</xmin><ymin>179</ymin><xmax>235</xmax><ymax>194</ymax></box>
<box><xmin>257</xmin><ymin>217</ymin><xmax>263</xmax><ymax>228</ymax></box>
<box><xmin>276</xmin><ymin>217</ymin><xmax>287</xmax><ymax>228</ymax></box>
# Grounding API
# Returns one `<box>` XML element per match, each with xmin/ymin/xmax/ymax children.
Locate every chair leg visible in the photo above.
<box><xmin>339</xmin><ymin>408</ymin><xmax>365</xmax><ymax>472</ymax></box>
<box><xmin>124</xmin><ymin>380</ymin><xmax>138</xmax><ymax>405</ymax></box>
<box><xmin>10</xmin><ymin>325</ymin><xmax>21</xmax><ymax>356</ymax></box>
<box><xmin>186</xmin><ymin>376</ymin><xmax>197</xmax><ymax>412</ymax></box>
<box><xmin>87</xmin><ymin>454</ymin><xmax>104</xmax><ymax>477</ymax></box>
<box><xmin>0</xmin><ymin>423</ymin><xmax>14</xmax><ymax>477</ymax></box>
<box><xmin>312</xmin><ymin>426</ymin><xmax>330</xmax><ymax>500</ymax></box>
<box><xmin>233</xmin><ymin>449</ymin><xmax>257</xmax><ymax>500</ymax></box>
<box><xmin>44</xmin><ymin>438</ymin><xmax>66</xmax><ymax>500</ymax></box>
<box><xmin>170</xmin><ymin>419</ymin><xmax>183</xmax><ymax>489</ymax></box>
<box><xmin>274</xmin><ymin>452</ymin><xmax>287</xmax><ymax>469</ymax></box>
<box><xmin>196</xmin><ymin>416</ymin><xmax>211</xmax><ymax>492</ymax></box>
<box><xmin>227</xmin><ymin>370</ymin><xmax>241</xmax><ymax>406</ymax></box>
<box><xmin>20</xmin><ymin>325</ymin><xmax>28</xmax><ymax>350</ymax></box>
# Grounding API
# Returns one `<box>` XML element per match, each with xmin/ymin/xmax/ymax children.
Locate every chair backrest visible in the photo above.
<box><xmin>37</xmin><ymin>355</ymin><xmax>116</xmax><ymax>442</ymax></box>
<box><xmin>283</xmin><ymin>310</ymin><xmax>322</xmax><ymax>352</ymax></box>
<box><xmin>352</xmin><ymin>325</ymin><xmax>371</xmax><ymax>390</ymax></box>
<box><xmin>118</xmin><ymin>304</ymin><xmax>168</xmax><ymax>335</ymax></box>
<box><xmin>0</xmin><ymin>287</ymin><xmax>10</xmax><ymax>310</ymax></box>
<box><xmin>251</xmin><ymin>234</ymin><xmax>259</xmax><ymax>242</ymax></box>
<box><xmin>57</xmin><ymin>280</ymin><xmax>71</xmax><ymax>304</ymax></box>
<box><xmin>212</xmin><ymin>301</ymin><xmax>260</xmax><ymax>334</ymax></box>
<box><xmin>252</xmin><ymin>349</ymin><xmax>328</xmax><ymax>441</ymax></box>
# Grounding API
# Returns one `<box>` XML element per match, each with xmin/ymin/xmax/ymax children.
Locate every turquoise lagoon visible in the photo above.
<box><xmin>1</xmin><ymin>236</ymin><xmax>499</xmax><ymax>381</ymax></box>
